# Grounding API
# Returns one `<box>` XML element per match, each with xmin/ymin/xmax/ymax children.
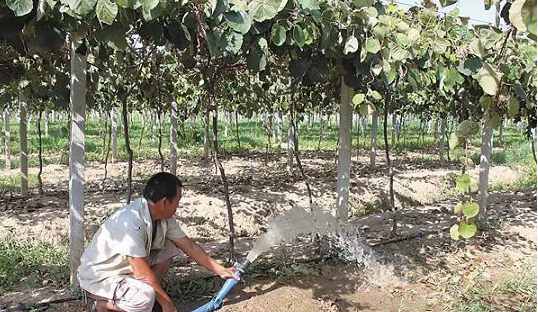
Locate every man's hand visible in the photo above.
<box><xmin>174</xmin><ymin>237</ymin><xmax>239</xmax><ymax>280</ymax></box>
<box><xmin>215</xmin><ymin>266</ymin><xmax>238</xmax><ymax>280</ymax></box>
<box><xmin>161</xmin><ymin>301</ymin><xmax>178</xmax><ymax>312</ymax></box>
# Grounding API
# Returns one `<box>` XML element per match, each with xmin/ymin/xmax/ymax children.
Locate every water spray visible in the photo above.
<box><xmin>191</xmin><ymin>259</ymin><xmax>250</xmax><ymax>312</ymax></box>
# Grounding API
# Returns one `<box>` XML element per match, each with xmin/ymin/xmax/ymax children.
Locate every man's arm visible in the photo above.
<box><xmin>173</xmin><ymin>236</ymin><xmax>236</xmax><ymax>279</ymax></box>
<box><xmin>127</xmin><ymin>257</ymin><xmax>176</xmax><ymax>312</ymax></box>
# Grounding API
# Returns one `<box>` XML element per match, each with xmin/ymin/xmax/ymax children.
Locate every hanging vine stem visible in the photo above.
<box><xmin>289</xmin><ymin>83</ymin><xmax>314</xmax><ymax>211</ymax></box>
<box><xmin>207</xmin><ymin>69</ymin><xmax>236</xmax><ymax>261</ymax></box>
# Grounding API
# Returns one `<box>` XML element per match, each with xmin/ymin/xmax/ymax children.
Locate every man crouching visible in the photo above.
<box><xmin>78</xmin><ymin>172</ymin><xmax>236</xmax><ymax>312</ymax></box>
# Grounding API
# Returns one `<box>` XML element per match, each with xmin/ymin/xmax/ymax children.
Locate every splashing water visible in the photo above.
<box><xmin>246</xmin><ymin>205</ymin><xmax>404</xmax><ymax>288</ymax></box>
<box><xmin>246</xmin><ymin>206</ymin><xmax>339</xmax><ymax>262</ymax></box>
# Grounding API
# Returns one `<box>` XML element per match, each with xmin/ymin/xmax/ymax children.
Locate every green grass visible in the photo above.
<box><xmin>0</xmin><ymin>173</ymin><xmax>38</xmax><ymax>192</ymax></box>
<box><xmin>452</xmin><ymin>260</ymin><xmax>536</xmax><ymax>312</ymax></box>
<box><xmin>0</xmin><ymin>239</ymin><xmax>69</xmax><ymax>293</ymax></box>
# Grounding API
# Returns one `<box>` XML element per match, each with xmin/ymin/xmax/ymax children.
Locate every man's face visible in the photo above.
<box><xmin>163</xmin><ymin>187</ymin><xmax>182</xmax><ymax>218</ymax></box>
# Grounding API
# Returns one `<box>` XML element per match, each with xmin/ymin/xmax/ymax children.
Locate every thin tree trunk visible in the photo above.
<box><xmin>234</xmin><ymin>110</ymin><xmax>241</xmax><ymax>150</ymax></box>
<box><xmin>37</xmin><ymin>110</ymin><xmax>43</xmax><ymax>195</ymax></box>
<box><xmin>203</xmin><ymin>108</ymin><xmax>210</xmax><ymax>161</ymax></box>
<box><xmin>317</xmin><ymin>115</ymin><xmax>324</xmax><ymax>152</ymax></box>
<box><xmin>44</xmin><ymin>110</ymin><xmax>49</xmax><ymax>137</ymax></box>
<box><xmin>19</xmin><ymin>94</ymin><xmax>28</xmax><ymax>195</ymax></box>
<box><xmin>211</xmin><ymin>104</ymin><xmax>235</xmax><ymax>260</ymax></box>
<box><xmin>336</xmin><ymin>79</ymin><xmax>352</xmax><ymax>220</ymax></box>
<box><xmin>287</xmin><ymin>116</ymin><xmax>294</xmax><ymax>173</ymax></box>
<box><xmin>383</xmin><ymin>101</ymin><xmax>396</xmax><ymax>235</ymax></box>
<box><xmin>157</xmin><ymin>111</ymin><xmax>164</xmax><ymax>172</ymax></box>
<box><xmin>290</xmin><ymin>93</ymin><xmax>313</xmax><ymax>210</ymax></box>
<box><xmin>170</xmin><ymin>101</ymin><xmax>178</xmax><ymax>175</ymax></box>
<box><xmin>439</xmin><ymin>117</ymin><xmax>446</xmax><ymax>162</ymax></box>
<box><xmin>111</xmin><ymin>108</ymin><xmax>117</xmax><ymax>162</ymax></box>
<box><xmin>68</xmin><ymin>35</ymin><xmax>87</xmax><ymax>287</ymax></box>
<box><xmin>478</xmin><ymin>122</ymin><xmax>493</xmax><ymax>226</ymax></box>
<box><xmin>103</xmin><ymin>115</ymin><xmax>111</xmax><ymax>181</ymax></box>
<box><xmin>370</xmin><ymin>110</ymin><xmax>378</xmax><ymax>168</ymax></box>
<box><xmin>121</xmin><ymin>95</ymin><xmax>133</xmax><ymax>204</ymax></box>
<box><xmin>3</xmin><ymin>110</ymin><xmax>10</xmax><ymax>170</ymax></box>
<box><xmin>532</xmin><ymin>130</ymin><xmax>537</xmax><ymax>164</ymax></box>
<box><xmin>101</xmin><ymin>113</ymin><xmax>108</xmax><ymax>160</ymax></box>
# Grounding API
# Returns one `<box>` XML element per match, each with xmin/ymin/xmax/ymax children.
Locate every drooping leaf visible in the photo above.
<box><xmin>248</xmin><ymin>0</ymin><xmax>287</xmax><ymax>22</ymax></box>
<box><xmin>140</xmin><ymin>0</ymin><xmax>159</xmax><ymax>13</ymax></box>
<box><xmin>223</xmin><ymin>30</ymin><xmax>243</xmax><ymax>55</ymax></box>
<box><xmin>469</xmin><ymin>38</ymin><xmax>486</xmax><ymax>58</ymax></box>
<box><xmin>508</xmin><ymin>96</ymin><xmax>520</xmax><ymax>117</ymax></box>
<box><xmin>450</xmin><ymin>223</ymin><xmax>460</xmax><ymax>240</ymax></box>
<box><xmin>65</xmin><ymin>0</ymin><xmax>97</xmax><ymax>16</ymax></box>
<box><xmin>247</xmin><ymin>37</ymin><xmax>268</xmax><ymax>71</ymax></box>
<box><xmin>509</xmin><ymin>0</ymin><xmax>537</xmax><ymax>35</ymax></box>
<box><xmin>459</xmin><ymin>223</ymin><xmax>477</xmax><ymax>239</ymax></box>
<box><xmin>462</xmin><ymin>202</ymin><xmax>479</xmax><ymax>219</ymax></box>
<box><xmin>456</xmin><ymin>120</ymin><xmax>480</xmax><ymax>138</ymax></box>
<box><xmin>298</xmin><ymin>0</ymin><xmax>319</xmax><ymax>10</ymax></box>
<box><xmin>293</xmin><ymin>25</ymin><xmax>305</xmax><ymax>48</ymax></box>
<box><xmin>352</xmin><ymin>93</ymin><xmax>365</xmax><ymax>106</ymax></box>
<box><xmin>270</xmin><ymin>24</ymin><xmax>286</xmax><ymax>46</ymax></box>
<box><xmin>454</xmin><ymin>202</ymin><xmax>464</xmax><ymax>214</ymax></box>
<box><xmin>486</xmin><ymin>111</ymin><xmax>502</xmax><ymax>129</ymax></box>
<box><xmin>225</xmin><ymin>10</ymin><xmax>252</xmax><ymax>34</ymax></box>
<box><xmin>479</xmin><ymin>95</ymin><xmax>494</xmax><ymax>110</ymax></box>
<box><xmin>365</xmin><ymin>37</ymin><xmax>380</xmax><ymax>54</ymax></box>
<box><xmin>6</xmin><ymin>0</ymin><xmax>33</xmax><ymax>16</ymax></box>
<box><xmin>96</xmin><ymin>0</ymin><xmax>118</xmax><ymax>25</ymax></box>
<box><xmin>344</xmin><ymin>35</ymin><xmax>359</xmax><ymax>54</ymax></box>
<box><xmin>484</xmin><ymin>0</ymin><xmax>497</xmax><ymax>10</ymax></box>
<box><xmin>455</xmin><ymin>174</ymin><xmax>472</xmax><ymax>193</ymax></box>
<box><xmin>474</xmin><ymin>63</ymin><xmax>501</xmax><ymax>96</ymax></box>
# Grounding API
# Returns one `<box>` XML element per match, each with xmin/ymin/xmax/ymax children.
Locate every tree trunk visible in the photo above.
<box><xmin>317</xmin><ymin>115</ymin><xmax>324</xmax><ymax>152</ymax></box>
<box><xmin>438</xmin><ymin>117</ymin><xmax>446</xmax><ymax>162</ymax></box>
<box><xmin>336</xmin><ymin>79</ymin><xmax>352</xmax><ymax>220</ymax></box>
<box><xmin>121</xmin><ymin>95</ymin><xmax>133</xmax><ymax>204</ymax></box>
<box><xmin>157</xmin><ymin>111</ymin><xmax>164</xmax><ymax>172</ymax></box>
<box><xmin>111</xmin><ymin>108</ymin><xmax>118</xmax><ymax>162</ymax></box>
<box><xmin>370</xmin><ymin>110</ymin><xmax>378</xmax><ymax>168</ymax></box>
<box><xmin>44</xmin><ymin>110</ymin><xmax>49</xmax><ymax>137</ymax></box>
<box><xmin>170</xmin><ymin>101</ymin><xmax>178</xmax><ymax>175</ymax></box>
<box><xmin>391</xmin><ymin>113</ymin><xmax>397</xmax><ymax>145</ymax></box>
<box><xmin>3</xmin><ymin>110</ymin><xmax>11</xmax><ymax>170</ymax></box>
<box><xmin>498</xmin><ymin>120</ymin><xmax>504</xmax><ymax>147</ymax></box>
<box><xmin>203</xmin><ymin>108</ymin><xmax>210</xmax><ymax>161</ymax></box>
<box><xmin>19</xmin><ymin>93</ymin><xmax>28</xmax><ymax>195</ymax></box>
<box><xmin>68</xmin><ymin>36</ymin><xmax>87</xmax><ymax>287</ymax></box>
<box><xmin>103</xmin><ymin>115</ymin><xmax>111</xmax><ymax>181</ymax></box>
<box><xmin>478</xmin><ymin>122</ymin><xmax>493</xmax><ymax>226</ymax></box>
<box><xmin>211</xmin><ymin>105</ymin><xmax>235</xmax><ymax>260</ymax></box>
<box><xmin>532</xmin><ymin>129</ymin><xmax>537</xmax><ymax>164</ymax></box>
<box><xmin>383</xmin><ymin>101</ymin><xmax>396</xmax><ymax>235</ymax></box>
<box><xmin>37</xmin><ymin>110</ymin><xmax>43</xmax><ymax>195</ymax></box>
<box><xmin>287</xmin><ymin>115</ymin><xmax>295</xmax><ymax>174</ymax></box>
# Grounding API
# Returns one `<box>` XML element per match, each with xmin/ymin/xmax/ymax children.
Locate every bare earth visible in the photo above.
<box><xmin>0</xmin><ymin>151</ymin><xmax>535</xmax><ymax>311</ymax></box>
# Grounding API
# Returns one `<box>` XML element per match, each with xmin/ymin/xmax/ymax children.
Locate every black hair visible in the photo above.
<box><xmin>143</xmin><ymin>172</ymin><xmax>183</xmax><ymax>203</ymax></box>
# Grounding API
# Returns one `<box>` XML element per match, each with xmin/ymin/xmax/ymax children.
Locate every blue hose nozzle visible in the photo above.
<box><xmin>191</xmin><ymin>259</ymin><xmax>250</xmax><ymax>312</ymax></box>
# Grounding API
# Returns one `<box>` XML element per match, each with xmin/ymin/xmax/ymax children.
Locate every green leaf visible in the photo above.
<box><xmin>271</xmin><ymin>24</ymin><xmax>286</xmax><ymax>46</ymax></box>
<box><xmin>450</xmin><ymin>224</ymin><xmax>460</xmax><ymax>240</ymax></box>
<box><xmin>223</xmin><ymin>31</ymin><xmax>243</xmax><ymax>55</ymax></box>
<box><xmin>344</xmin><ymin>35</ymin><xmax>359</xmax><ymax>54</ymax></box>
<box><xmin>391</xmin><ymin>45</ymin><xmax>409</xmax><ymax>61</ymax></box>
<box><xmin>365</xmin><ymin>38</ymin><xmax>380</xmax><ymax>54</ymax></box>
<box><xmin>293</xmin><ymin>25</ymin><xmax>306</xmax><ymax>48</ymax></box>
<box><xmin>358</xmin><ymin>103</ymin><xmax>369</xmax><ymax>116</ymax></box>
<box><xmin>439</xmin><ymin>0</ymin><xmax>457</xmax><ymax>7</ymax></box>
<box><xmin>248</xmin><ymin>0</ymin><xmax>287</xmax><ymax>22</ymax></box>
<box><xmin>368</xmin><ymin>90</ymin><xmax>383</xmax><ymax>101</ymax></box>
<box><xmin>486</xmin><ymin>111</ymin><xmax>502</xmax><ymax>129</ymax></box>
<box><xmin>96</xmin><ymin>0</ymin><xmax>118</xmax><ymax>25</ymax></box>
<box><xmin>462</xmin><ymin>202</ymin><xmax>479</xmax><ymax>218</ymax></box>
<box><xmin>65</xmin><ymin>0</ymin><xmax>97</xmax><ymax>16</ymax></box>
<box><xmin>508</xmin><ymin>96</ymin><xmax>520</xmax><ymax>117</ymax></box>
<box><xmin>456</xmin><ymin>120</ymin><xmax>480</xmax><ymax>138</ymax></box>
<box><xmin>479</xmin><ymin>95</ymin><xmax>494</xmax><ymax>110</ymax></box>
<box><xmin>247</xmin><ymin>37</ymin><xmax>268</xmax><ymax>71</ymax></box>
<box><xmin>352</xmin><ymin>93</ymin><xmax>365</xmax><ymax>106</ymax></box>
<box><xmin>298</xmin><ymin>0</ymin><xmax>319</xmax><ymax>10</ymax></box>
<box><xmin>6</xmin><ymin>0</ymin><xmax>33</xmax><ymax>16</ymax></box>
<box><xmin>207</xmin><ymin>31</ymin><xmax>223</xmax><ymax>57</ymax></box>
<box><xmin>474</xmin><ymin>64</ymin><xmax>501</xmax><ymax>96</ymax></box>
<box><xmin>408</xmin><ymin>28</ymin><xmax>420</xmax><ymax>43</ymax></box>
<box><xmin>455</xmin><ymin>174</ymin><xmax>472</xmax><ymax>193</ymax></box>
<box><xmin>140</xmin><ymin>0</ymin><xmax>158</xmax><ymax>12</ymax></box>
<box><xmin>469</xmin><ymin>38</ymin><xmax>486</xmax><ymax>58</ymax></box>
<box><xmin>459</xmin><ymin>223</ymin><xmax>477</xmax><ymax>239</ymax></box>
<box><xmin>225</xmin><ymin>10</ymin><xmax>252</xmax><ymax>34</ymax></box>
<box><xmin>95</xmin><ymin>25</ymin><xmax>129</xmax><ymax>50</ymax></box>
<box><xmin>509</xmin><ymin>0</ymin><xmax>536</xmax><ymax>35</ymax></box>
<box><xmin>117</xmin><ymin>0</ymin><xmax>140</xmax><ymax>9</ymax></box>
<box><xmin>484</xmin><ymin>0</ymin><xmax>497</xmax><ymax>10</ymax></box>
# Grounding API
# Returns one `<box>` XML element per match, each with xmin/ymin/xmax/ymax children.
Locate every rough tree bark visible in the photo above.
<box><xmin>121</xmin><ymin>95</ymin><xmax>133</xmax><ymax>204</ymax></box>
<box><xmin>170</xmin><ymin>101</ymin><xmax>178</xmax><ymax>175</ymax></box>
<box><xmin>68</xmin><ymin>36</ymin><xmax>87</xmax><ymax>287</ymax></box>
<box><xmin>478</xmin><ymin>122</ymin><xmax>493</xmax><ymax>226</ymax></box>
<box><xmin>336</xmin><ymin>79</ymin><xmax>352</xmax><ymax>220</ymax></box>
<box><xmin>203</xmin><ymin>108</ymin><xmax>211</xmax><ymax>161</ymax></box>
<box><xmin>19</xmin><ymin>93</ymin><xmax>28</xmax><ymax>195</ymax></box>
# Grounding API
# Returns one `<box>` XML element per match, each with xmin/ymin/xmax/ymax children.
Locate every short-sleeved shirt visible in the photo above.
<box><xmin>77</xmin><ymin>197</ymin><xmax>186</xmax><ymax>298</ymax></box>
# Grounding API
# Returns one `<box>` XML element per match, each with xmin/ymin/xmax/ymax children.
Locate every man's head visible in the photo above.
<box><xmin>143</xmin><ymin>172</ymin><xmax>183</xmax><ymax>220</ymax></box>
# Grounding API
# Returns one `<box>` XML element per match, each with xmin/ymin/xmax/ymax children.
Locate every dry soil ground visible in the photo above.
<box><xmin>0</xmin><ymin>150</ymin><xmax>535</xmax><ymax>311</ymax></box>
